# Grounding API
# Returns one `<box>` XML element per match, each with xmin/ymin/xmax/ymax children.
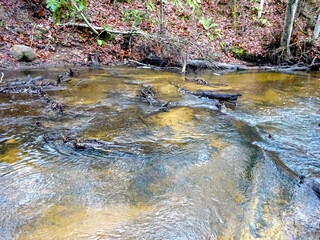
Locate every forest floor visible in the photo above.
<box><xmin>0</xmin><ymin>0</ymin><xmax>319</xmax><ymax>69</ymax></box>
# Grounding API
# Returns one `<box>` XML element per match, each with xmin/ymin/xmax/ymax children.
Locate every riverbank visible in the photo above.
<box><xmin>0</xmin><ymin>1</ymin><xmax>319</xmax><ymax>70</ymax></box>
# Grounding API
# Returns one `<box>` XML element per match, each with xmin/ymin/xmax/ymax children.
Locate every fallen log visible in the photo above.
<box><xmin>193</xmin><ymin>91</ymin><xmax>242</xmax><ymax>102</ymax></box>
<box><xmin>177</xmin><ymin>59</ymin><xmax>312</xmax><ymax>72</ymax></box>
<box><xmin>177</xmin><ymin>86</ymin><xmax>241</xmax><ymax>103</ymax></box>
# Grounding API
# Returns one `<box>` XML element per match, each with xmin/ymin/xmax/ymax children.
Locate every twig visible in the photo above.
<box><xmin>128</xmin><ymin>59</ymin><xmax>149</xmax><ymax>66</ymax></box>
<box><xmin>310</xmin><ymin>57</ymin><xmax>317</xmax><ymax>67</ymax></box>
<box><xmin>70</xmin><ymin>0</ymin><xmax>99</xmax><ymax>35</ymax></box>
<box><xmin>0</xmin><ymin>72</ymin><xmax>4</xmax><ymax>83</ymax></box>
<box><xmin>62</xmin><ymin>22</ymin><xmax>146</xmax><ymax>36</ymax></box>
<box><xmin>88</xmin><ymin>116</ymin><xmax>96</xmax><ymax>123</ymax></box>
<box><xmin>70</xmin><ymin>79</ymin><xmax>86</xmax><ymax>92</ymax></box>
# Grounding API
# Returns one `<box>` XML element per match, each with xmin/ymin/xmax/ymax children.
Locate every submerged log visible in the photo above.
<box><xmin>193</xmin><ymin>91</ymin><xmax>242</xmax><ymax>102</ymax></box>
<box><xmin>299</xmin><ymin>175</ymin><xmax>320</xmax><ymax>198</ymax></box>
<box><xmin>178</xmin><ymin>86</ymin><xmax>241</xmax><ymax>104</ymax></box>
<box><xmin>43</xmin><ymin>134</ymin><xmax>141</xmax><ymax>155</ymax></box>
<box><xmin>265</xmin><ymin>150</ymin><xmax>320</xmax><ymax>199</ymax></box>
<box><xmin>237</xmin><ymin>122</ymin><xmax>320</xmax><ymax>200</ymax></box>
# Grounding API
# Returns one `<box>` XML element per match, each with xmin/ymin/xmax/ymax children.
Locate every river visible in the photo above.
<box><xmin>0</xmin><ymin>67</ymin><xmax>319</xmax><ymax>240</ymax></box>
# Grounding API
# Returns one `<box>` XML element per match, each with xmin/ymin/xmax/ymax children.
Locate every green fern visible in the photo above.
<box><xmin>46</xmin><ymin>0</ymin><xmax>86</xmax><ymax>25</ymax></box>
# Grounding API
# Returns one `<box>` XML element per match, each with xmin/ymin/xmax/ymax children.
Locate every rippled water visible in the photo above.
<box><xmin>0</xmin><ymin>68</ymin><xmax>319</xmax><ymax>240</ymax></box>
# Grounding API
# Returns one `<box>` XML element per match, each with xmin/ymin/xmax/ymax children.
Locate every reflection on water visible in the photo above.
<box><xmin>0</xmin><ymin>68</ymin><xmax>319</xmax><ymax>240</ymax></box>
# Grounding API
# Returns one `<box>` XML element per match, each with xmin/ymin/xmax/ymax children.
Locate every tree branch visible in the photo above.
<box><xmin>70</xmin><ymin>0</ymin><xmax>99</xmax><ymax>35</ymax></box>
<box><xmin>62</xmin><ymin>22</ymin><xmax>147</xmax><ymax>36</ymax></box>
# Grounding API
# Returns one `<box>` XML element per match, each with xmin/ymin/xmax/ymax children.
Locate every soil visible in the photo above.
<box><xmin>0</xmin><ymin>0</ymin><xmax>319</xmax><ymax>69</ymax></box>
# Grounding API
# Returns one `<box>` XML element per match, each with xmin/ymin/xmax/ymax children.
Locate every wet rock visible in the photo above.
<box><xmin>11</xmin><ymin>45</ymin><xmax>37</xmax><ymax>62</ymax></box>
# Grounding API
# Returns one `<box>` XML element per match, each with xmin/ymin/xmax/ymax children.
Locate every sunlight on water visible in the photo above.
<box><xmin>149</xmin><ymin>107</ymin><xmax>195</xmax><ymax>132</ymax></box>
<box><xmin>0</xmin><ymin>148</ymin><xmax>23</xmax><ymax>164</ymax></box>
<box><xmin>19</xmin><ymin>203</ymin><xmax>154</xmax><ymax>240</ymax></box>
<box><xmin>0</xmin><ymin>67</ymin><xmax>319</xmax><ymax>239</ymax></box>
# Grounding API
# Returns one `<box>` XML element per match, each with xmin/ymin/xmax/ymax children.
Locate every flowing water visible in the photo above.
<box><xmin>0</xmin><ymin>67</ymin><xmax>319</xmax><ymax>240</ymax></box>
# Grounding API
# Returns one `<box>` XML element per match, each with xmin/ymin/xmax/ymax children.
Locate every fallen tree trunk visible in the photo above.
<box><xmin>193</xmin><ymin>91</ymin><xmax>242</xmax><ymax>102</ymax></box>
<box><xmin>177</xmin><ymin>59</ymin><xmax>311</xmax><ymax>72</ymax></box>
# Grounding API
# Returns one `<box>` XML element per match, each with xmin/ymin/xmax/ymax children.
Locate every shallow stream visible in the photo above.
<box><xmin>0</xmin><ymin>67</ymin><xmax>319</xmax><ymax>240</ymax></box>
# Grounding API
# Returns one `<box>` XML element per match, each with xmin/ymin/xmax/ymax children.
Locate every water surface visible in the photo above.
<box><xmin>0</xmin><ymin>68</ymin><xmax>319</xmax><ymax>240</ymax></box>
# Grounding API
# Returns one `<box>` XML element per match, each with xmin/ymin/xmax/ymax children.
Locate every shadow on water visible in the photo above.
<box><xmin>0</xmin><ymin>67</ymin><xmax>319</xmax><ymax>239</ymax></box>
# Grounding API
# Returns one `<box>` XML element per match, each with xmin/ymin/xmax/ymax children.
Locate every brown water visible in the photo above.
<box><xmin>0</xmin><ymin>67</ymin><xmax>319</xmax><ymax>240</ymax></box>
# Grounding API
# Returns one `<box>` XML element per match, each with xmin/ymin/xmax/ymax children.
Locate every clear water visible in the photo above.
<box><xmin>0</xmin><ymin>68</ymin><xmax>319</xmax><ymax>240</ymax></box>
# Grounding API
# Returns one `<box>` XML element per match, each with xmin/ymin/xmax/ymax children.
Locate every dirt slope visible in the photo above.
<box><xmin>0</xmin><ymin>0</ymin><xmax>319</xmax><ymax>68</ymax></box>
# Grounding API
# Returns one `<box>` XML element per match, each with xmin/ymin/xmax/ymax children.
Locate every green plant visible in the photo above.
<box><xmin>46</xmin><ymin>0</ymin><xmax>86</xmax><ymax>24</ymax></box>
<box><xmin>231</xmin><ymin>46</ymin><xmax>245</xmax><ymax>55</ymax></box>
<box><xmin>200</xmin><ymin>17</ymin><xmax>222</xmax><ymax>40</ymax></box>
<box><xmin>253</xmin><ymin>16</ymin><xmax>271</xmax><ymax>26</ymax></box>
<box><xmin>97</xmin><ymin>39</ymin><xmax>108</xmax><ymax>46</ymax></box>
<box><xmin>122</xmin><ymin>9</ymin><xmax>144</xmax><ymax>27</ymax></box>
<box><xmin>171</xmin><ymin>0</ymin><xmax>202</xmax><ymax>14</ymax></box>
<box><xmin>259</xmin><ymin>18</ymin><xmax>271</xmax><ymax>26</ymax></box>
<box><xmin>200</xmin><ymin>17</ymin><xmax>217</xmax><ymax>30</ymax></box>
<box><xmin>101</xmin><ymin>25</ymin><xmax>116</xmax><ymax>41</ymax></box>
<box><xmin>172</xmin><ymin>0</ymin><xmax>201</xmax><ymax>10</ymax></box>
<box><xmin>146</xmin><ymin>0</ymin><xmax>155</xmax><ymax>12</ymax></box>
<box><xmin>250</xmin><ymin>7</ymin><xmax>259</xmax><ymax>14</ymax></box>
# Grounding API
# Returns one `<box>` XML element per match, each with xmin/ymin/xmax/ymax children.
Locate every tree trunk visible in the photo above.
<box><xmin>280</xmin><ymin>0</ymin><xmax>300</xmax><ymax>60</ymax></box>
<box><xmin>312</xmin><ymin>14</ymin><xmax>320</xmax><ymax>40</ymax></box>
<box><xmin>232</xmin><ymin>0</ymin><xmax>238</xmax><ymax>31</ymax></box>
<box><xmin>160</xmin><ymin>0</ymin><xmax>164</xmax><ymax>34</ymax></box>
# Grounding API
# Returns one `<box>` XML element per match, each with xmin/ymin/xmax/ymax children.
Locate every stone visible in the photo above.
<box><xmin>11</xmin><ymin>45</ymin><xmax>37</xmax><ymax>62</ymax></box>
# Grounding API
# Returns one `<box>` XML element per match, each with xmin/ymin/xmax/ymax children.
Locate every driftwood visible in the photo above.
<box><xmin>193</xmin><ymin>91</ymin><xmax>242</xmax><ymax>102</ymax></box>
<box><xmin>0</xmin><ymin>73</ymin><xmax>69</xmax><ymax>113</ymax></box>
<box><xmin>0</xmin><ymin>75</ymin><xmax>61</xmax><ymax>95</ymax></box>
<box><xmin>178</xmin><ymin>86</ymin><xmax>241</xmax><ymax>103</ymax></box>
<box><xmin>0</xmin><ymin>69</ymin><xmax>77</xmax><ymax>95</ymax></box>
<box><xmin>139</xmin><ymin>85</ymin><xmax>237</xmax><ymax>112</ymax></box>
